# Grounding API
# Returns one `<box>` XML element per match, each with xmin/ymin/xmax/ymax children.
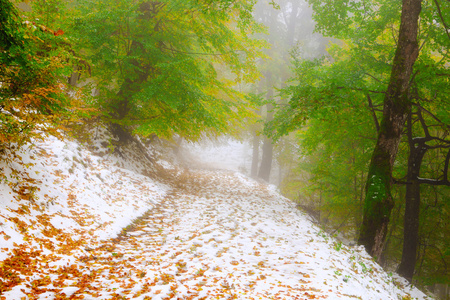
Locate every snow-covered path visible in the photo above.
<box><xmin>45</xmin><ymin>170</ymin><xmax>426</xmax><ymax>300</ymax></box>
<box><xmin>0</xmin><ymin>136</ymin><xmax>430</xmax><ymax>299</ymax></box>
<box><xmin>72</xmin><ymin>171</ymin><xmax>326</xmax><ymax>299</ymax></box>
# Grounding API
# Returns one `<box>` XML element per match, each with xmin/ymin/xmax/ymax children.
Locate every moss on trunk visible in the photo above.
<box><xmin>358</xmin><ymin>0</ymin><xmax>422</xmax><ymax>259</ymax></box>
<box><xmin>358</xmin><ymin>144</ymin><xmax>395</xmax><ymax>258</ymax></box>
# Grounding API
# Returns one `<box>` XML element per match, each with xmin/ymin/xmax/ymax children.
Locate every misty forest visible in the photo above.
<box><xmin>0</xmin><ymin>0</ymin><xmax>449</xmax><ymax>299</ymax></box>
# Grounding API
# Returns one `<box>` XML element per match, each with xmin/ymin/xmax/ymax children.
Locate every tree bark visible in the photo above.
<box><xmin>397</xmin><ymin>112</ymin><xmax>427</xmax><ymax>282</ymax></box>
<box><xmin>358</xmin><ymin>0</ymin><xmax>422</xmax><ymax>259</ymax></box>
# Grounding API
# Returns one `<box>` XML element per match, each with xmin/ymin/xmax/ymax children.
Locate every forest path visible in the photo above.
<box><xmin>65</xmin><ymin>169</ymin><xmax>328</xmax><ymax>299</ymax></box>
<box><xmin>0</xmin><ymin>137</ymin><xmax>427</xmax><ymax>299</ymax></box>
<box><xmin>0</xmin><ymin>147</ymin><xmax>421</xmax><ymax>300</ymax></box>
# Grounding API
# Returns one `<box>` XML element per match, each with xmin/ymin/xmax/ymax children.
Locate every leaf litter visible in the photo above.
<box><xmin>0</xmin><ymin>134</ymin><xmax>431</xmax><ymax>299</ymax></box>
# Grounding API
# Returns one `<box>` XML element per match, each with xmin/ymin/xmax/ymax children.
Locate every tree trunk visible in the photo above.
<box><xmin>109</xmin><ymin>2</ymin><xmax>159</xmax><ymax>141</ymax></box>
<box><xmin>358</xmin><ymin>0</ymin><xmax>422</xmax><ymax>259</ymax></box>
<box><xmin>251</xmin><ymin>131</ymin><xmax>260</xmax><ymax>178</ymax></box>
<box><xmin>258</xmin><ymin>73</ymin><xmax>274</xmax><ymax>182</ymax></box>
<box><xmin>258</xmin><ymin>131</ymin><xmax>273</xmax><ymax>181</ymax></box>
<box><xmin>250</xmin><ymin>106</ymin><xmax>261</xmax><ymax>178</ymax></box>
<box><xmin>68</xmin><ymin>65</ymin><xmax>79</xmax><ymax>87</ymax></box>
<box><xmin>397</xmin><ymin>110</ymin><xmax>428</xmax><ymax>281</ymax></box>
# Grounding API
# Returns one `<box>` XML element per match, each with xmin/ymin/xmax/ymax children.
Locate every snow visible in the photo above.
<box><xmin>0</xmin><ymin>134</ymin><xmax>432</xmax><ymax>299</ymax></box>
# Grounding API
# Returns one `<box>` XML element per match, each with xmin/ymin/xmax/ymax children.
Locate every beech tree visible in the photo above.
<box><xmin>357</xmin><ymin>0</ymin><xmax>422</xmax><ymax>259</ymax></box>
<box><xmin>397</xmin><ymin>105</ymin><xmax>450</xmax><ymax>282</ymax></box>
<box><xmin>69</xmin><ymin>0</ymin><xmax>265</xmax><ymax>141</ymax></box>
<box><xmin>268</xmin><ymin>0</ymin><xmax>449</xmax><ymax>286</ymax></box>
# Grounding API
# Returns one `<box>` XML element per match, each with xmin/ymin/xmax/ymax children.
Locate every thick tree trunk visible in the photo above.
<box><xmin>358</xmin><ymin>0</ymin><xmax>422</xmax><ymax>259</ymax></box>
<box><xmin>68</xmin><ymin>65</ymin><xmax>79</xmax><ymax>87</ymax></box>
<box><xmin>109</xmin><ymin>63</ymin><xmax>147</xmax><ymax>142</ymax></box>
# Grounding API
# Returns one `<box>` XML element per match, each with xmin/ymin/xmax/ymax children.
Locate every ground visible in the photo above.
<box><xmin>0</xmin><ymin>132</ymin><xmax>431</xmax><ymax>299</ymax></box>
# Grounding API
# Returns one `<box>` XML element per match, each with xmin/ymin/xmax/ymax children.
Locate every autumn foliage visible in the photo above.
<box><xmin>0</xmin><ymin>0</ymin><xmax>90</xmax><ymax>151</ymax></box>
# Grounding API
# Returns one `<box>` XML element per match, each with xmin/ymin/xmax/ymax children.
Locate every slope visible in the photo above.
<box><xmin>0</xmin><ymin>133</ymin><xmax>431</xmax><ymax>299</ymax></box>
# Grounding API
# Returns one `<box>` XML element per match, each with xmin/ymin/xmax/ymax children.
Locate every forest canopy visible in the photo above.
<box><xmin>67</xmin><ymin>0</ymin><xmax>267</xmax><ymax>140</ymax></box>
<box><xmin>0</xmin><ymin>0</ymin><xmax>449</xmax><ymax>292</ymax></box>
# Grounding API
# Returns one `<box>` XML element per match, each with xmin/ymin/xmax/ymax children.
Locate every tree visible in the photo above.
<box><xmin>70</xmin><ymin>0</ymin><xmax>265</xmax><ymax>142</ymax></box>
<box><xmin>267</xmin><ymin>0</ymin><xmax>449</xmax><ymax>287</ymax></box>
<box><xmin>357</xmin><ymin>0</ymin><xmax>422</xmax><ymax>259</ymax></box>
<box><xmin>258</xmin><ymin>93</ymin><xmax>274</xmax><ymax>181</ymax></box>
<box><xmin>252</xmin><ymin>0</ymin><xmax>319</xmax><ymax>183</ymax></box>
<box><xmin>397</xmin><ymin>106</ymin><xmax>450</xmax><ymax>282</ymax></box>
<box><xmin>0</xmin><ymin>0</ymin><xmax>86</xmax><ymax>150</ymax></box>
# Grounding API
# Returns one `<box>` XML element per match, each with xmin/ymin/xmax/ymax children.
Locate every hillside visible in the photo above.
<box><xmin>0</xmin><ymin>131</ymin><xmax>432</xmax><ymax>299</ymax></box>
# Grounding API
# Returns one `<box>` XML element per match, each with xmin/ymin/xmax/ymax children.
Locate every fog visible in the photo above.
<box><xmin>186</xmin><ymin>0</ymin><xmax>329</xmax><ymax>187</ymax></box>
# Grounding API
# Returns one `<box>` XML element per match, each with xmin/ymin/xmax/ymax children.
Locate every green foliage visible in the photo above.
<box><xmin>1</xmin><ymin>0</ymin><xmax>26</xmax><ymax>64</ymax></box>
<box><xmin>28</xmin><ymin>0</ymin><xmax>67</xmax><ymax>28</ymax></box>
<box><xmin>0</xmin><ymin>0</ymin><xmax>90</xmax><ymax>149</ymax></box>
<box><xmin>271</xmin><ymin>45</ymin><xmax>379</xmax><ymax>235</ymax></box>
<box><xmin>68</xmin><ymin>0</ymin><xmax>266</xmax><ymax>140</ymax></box>
<box><xmin>333</xmin><ymin>241</ymin><xmax>343</xmax><ymax>252</ymax></box>
<box><xmin>269</xmin><ymin>0</ymin><xmax>449</xmax><ymax>286</ymax></box>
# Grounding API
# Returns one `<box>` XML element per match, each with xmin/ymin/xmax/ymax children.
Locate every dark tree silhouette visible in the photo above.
<box><xmin>358</xmin><ymin>0</ymin><xmax>422</xmax><ymax>259</ymax></box>
<box><xmin>397</xmin><ymin>105</ymin><xmax>450</xmax><ymax>282</ymax></box>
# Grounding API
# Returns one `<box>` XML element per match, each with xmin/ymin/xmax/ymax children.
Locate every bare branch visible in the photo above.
<box><xmin>364</xmin><ymin>72</ymin><xmax>385</xmax><ymax>84</ymax></box>
<box><xmin>432</xmin><ymin>0</ymin><xmax>450</xmax><ymax>42</ymax></box>
<box><xmin>415</xmin><ymin>150</ymin><xmax>450</xmax><ymax>186</ymax></box>
<box><xmin>367</xmin><ymin>94</ymin><xmax>380</xmax><ymax>133</ymax></box>
<box><xmin>412</xmin><ymin>102</ymin><xmax>450</xmax><ymax>130</ymax></box>
<box><xmin>417</xmin><ymin>178</ymin><xmax>450</xmax><ymax>186</ymax></box>
<box><xmin>417</xmin><ymin>107</ymin><xmax>431</xmax><ymax>138</ymax></box>
<box><xmin>444</xmin><ymin>149</ymin><xmax>450</xmax><ymax>182</ymax></box>
<box><xmin>424</xmin><ymin>143</ymin><xmax>450</xmax><ymax>150</ymax></box>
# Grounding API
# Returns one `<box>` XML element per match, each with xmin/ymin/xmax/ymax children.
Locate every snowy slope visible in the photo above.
<box><xmin>0</xmin><ymin>134</ymin><xmax>432</xmax><ymax>299</ymax></box>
